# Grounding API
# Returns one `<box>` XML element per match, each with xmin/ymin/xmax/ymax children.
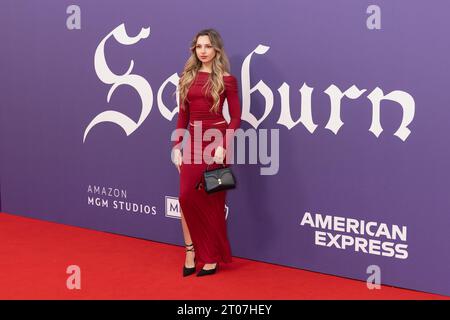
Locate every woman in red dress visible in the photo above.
<box><xmin>171</xmin><ymin>29</ymin><xmax>241</xmax><ymax>277</ymax></box>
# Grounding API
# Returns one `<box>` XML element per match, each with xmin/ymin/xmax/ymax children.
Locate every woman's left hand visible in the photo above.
<box><xmin>213</xmin><ymin>146</ymin><xmax>225</xmax><ymax>164</ymax></box>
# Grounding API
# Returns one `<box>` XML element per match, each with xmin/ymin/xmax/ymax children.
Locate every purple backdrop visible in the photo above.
<box><xmin>1</xmin><ymin>0</ymin><xmax>449</xmax><ymax>296</ymax></box>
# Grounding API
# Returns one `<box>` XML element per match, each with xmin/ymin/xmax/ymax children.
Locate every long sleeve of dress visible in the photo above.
<box><xmin>222</xmin><ymin>76</ymin><xmax>241</xmax><ymax>151</ymax></box>
<box><xmin>172</xmin><ymin>95</ymin><xmax>189</xmax><ymax>150</ymax></box>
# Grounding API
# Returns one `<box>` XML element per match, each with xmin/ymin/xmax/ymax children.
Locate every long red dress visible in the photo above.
<box><xmin>173</xmin><ymin>71</ymin><xmax>241</xmax><ymax>264</ymax></box>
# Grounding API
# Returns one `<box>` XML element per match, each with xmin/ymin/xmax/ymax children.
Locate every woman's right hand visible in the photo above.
<box><xmin>172</xmin><ymin>148</ymin><xmax>182</xmax><ymax>173</ymax></box>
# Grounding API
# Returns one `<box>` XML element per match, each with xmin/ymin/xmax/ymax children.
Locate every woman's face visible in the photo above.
<box><xmin>195</xmin><ymin>35</ymin><xmax>216</xmax><ymax>65</ymax></box>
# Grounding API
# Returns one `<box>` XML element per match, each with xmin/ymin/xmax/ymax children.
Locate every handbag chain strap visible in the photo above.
<box><xmin>205</xmin><ymin>163</ymin><xmax>228</xmax><ymax>171</ymax></box>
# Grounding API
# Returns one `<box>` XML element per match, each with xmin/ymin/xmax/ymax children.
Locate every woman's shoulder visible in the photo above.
<box><xmin>223</xmin><ymin>72</ymin><xmax>236</xmax><ymax>81</ymax></box>
<box><xmin>224</xmin><ymin>73</ymin><xmax>238</xmax><ymax>92</ymax></box>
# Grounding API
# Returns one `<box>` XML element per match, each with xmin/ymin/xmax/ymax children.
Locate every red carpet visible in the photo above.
<box><xmin>0</xmin><ymin>212</ymin><xmax>447</xmax><ymax>300</ymax></box>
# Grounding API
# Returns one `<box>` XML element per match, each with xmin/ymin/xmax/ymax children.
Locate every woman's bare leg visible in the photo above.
<box><xmin>177</xmin><ymin>164</ymin><xmax>195</xmax><ymax>268</ymax></box>
<box><xmin>180</xmin><ymin>208</ymin><xmax>195</xmax><ymax>268</ymax></box>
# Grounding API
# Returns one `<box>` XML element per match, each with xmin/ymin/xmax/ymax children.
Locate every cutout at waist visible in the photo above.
<box><xmin>190</xmin><ymin>120</ymin><xmax>226</xmax><ymax>127</ymax></box>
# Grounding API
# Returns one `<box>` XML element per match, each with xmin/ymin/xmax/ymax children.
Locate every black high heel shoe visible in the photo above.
<box><xmin>196</xmin><ymin>263</ymin><xmax>218</xmax><ymax>277</ymax></box>
<box><xmin>183</xmin><ymin>243</ymin><xmax>196</xmax><ymax>277</ymax></box>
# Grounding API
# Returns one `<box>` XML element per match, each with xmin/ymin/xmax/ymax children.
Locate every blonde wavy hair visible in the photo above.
<box><xmin>176</xmin><ymin>29</ymin><xmax>231</xmax><ymax>114</ymax></box>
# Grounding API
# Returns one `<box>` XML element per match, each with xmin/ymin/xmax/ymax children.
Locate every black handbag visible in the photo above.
<box><xmin>195</xmin><ymin>164</ymin><xmax>236</xmax><ymax>194</ymax></box>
